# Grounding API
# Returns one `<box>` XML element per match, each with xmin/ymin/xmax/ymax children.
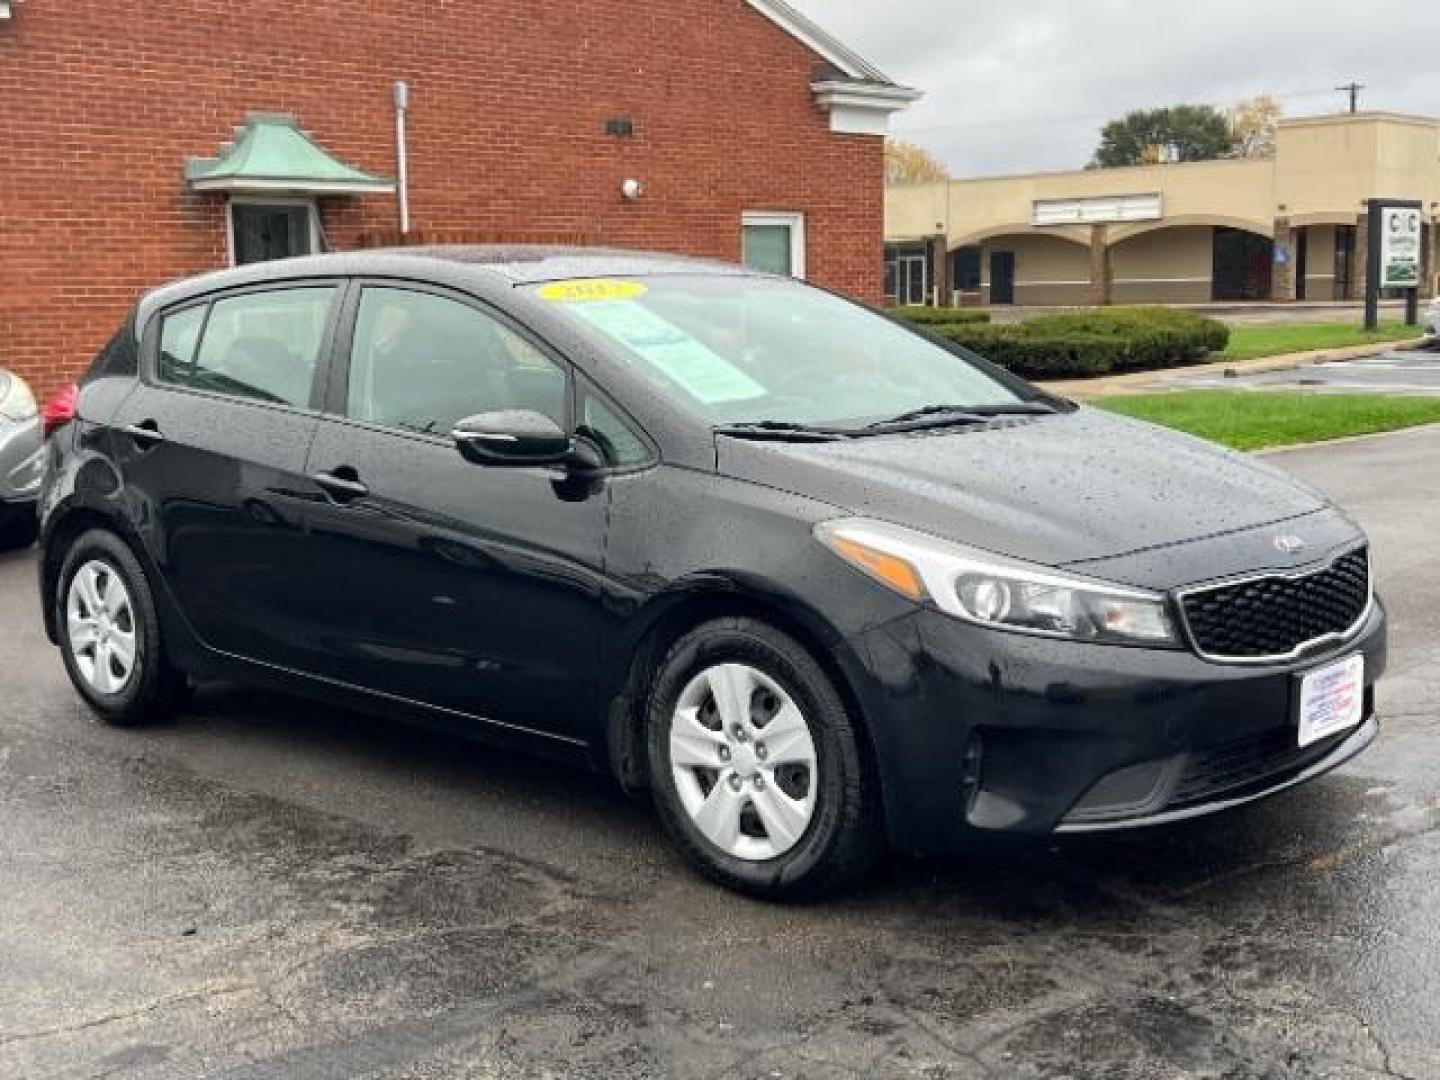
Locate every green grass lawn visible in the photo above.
<box><xmin>1100</xmin><ymin>391</ymin><xmax>1440</xmax><ymax>450</ymax></box>
<box><xmin>1218</xmin><ymin>321</ymin><xmax>1422</xmax><ymax>361</ymax></box>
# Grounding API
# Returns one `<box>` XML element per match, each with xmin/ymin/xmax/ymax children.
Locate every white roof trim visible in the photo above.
<box><xmin>745</xmin><ymin>0</ymin><xmax>895</xmax><ymax>84</ymax></box>
<box><xmin>811</xmin><ymin>81</ymin><xmax>923</xmax><ymax>109</ymax></box>
<box><xmin>811</xmin><ymin>80</ymin><xmax>922</xmax><ymax>136</ymax></box>
<box><xmin>191</xmin><ymin>176</ymin><xmax>396</xmax><ymax>195</ymax></box>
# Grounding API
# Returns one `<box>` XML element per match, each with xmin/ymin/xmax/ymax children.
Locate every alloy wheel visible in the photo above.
<box><xmin>669</xmin><ymin>662</ymin><xmax>819</xmax><ymax>861</ymax></box>
<box><xmin>66</xmin><ymin>560</ymin><xmax>139</xmax><ymax>695</ymax></box>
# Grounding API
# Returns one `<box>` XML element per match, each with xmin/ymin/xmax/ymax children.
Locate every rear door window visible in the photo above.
<box><xmin>159</xmin><ymin>287</ymin><xmax>337</xmax><ymax>408</ymax></box>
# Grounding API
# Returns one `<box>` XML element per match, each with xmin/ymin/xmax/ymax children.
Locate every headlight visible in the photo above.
<box><xmin>0</xmin><ymin>371</ymin><xmax>38</xmax><ymax>421</ymax></box>
<box><xmin>815</xmin><ymin>518</ymin><xmax>1179</xmax><ymax>647</ymax></box>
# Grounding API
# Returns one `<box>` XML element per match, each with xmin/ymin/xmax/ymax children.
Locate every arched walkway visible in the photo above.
<box><xmin>948</xmin><ymin>228</ymin><xmax>1093</xmax><ymax>305</ymax></box>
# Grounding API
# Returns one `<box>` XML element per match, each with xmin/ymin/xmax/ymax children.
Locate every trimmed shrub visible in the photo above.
<box><xmin>933</xmin><ymin>325</ymin><xmax>1118</xmax><ymax>380</ymax></box>
<box><xmin>928</xmin><ymin>307</ymin><xmax>1229</xmax><ymax>380</ymax></box>
<box><xmin>891</xmin><ymin>305</ymin><xmax>991</xmax><ymax>326</ymax></box>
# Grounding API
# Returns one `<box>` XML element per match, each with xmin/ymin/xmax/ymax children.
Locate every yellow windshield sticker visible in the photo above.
<box><xmin>537</xmin><ymin>279</ymin><xmax>648</xmax><ymax>303</ymax></box>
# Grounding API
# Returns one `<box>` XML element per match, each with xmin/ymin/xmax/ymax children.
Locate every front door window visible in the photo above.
<box><xmin>230</xmin><ymin>202</ymin><xmax>314</xmax><ymax>265</ymax></box>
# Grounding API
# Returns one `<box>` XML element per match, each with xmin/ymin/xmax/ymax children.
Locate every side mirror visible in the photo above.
<box><xmin>452</xmin><ymin>410</ymin><xmax>573</xmax><ymax>467</ymax></box>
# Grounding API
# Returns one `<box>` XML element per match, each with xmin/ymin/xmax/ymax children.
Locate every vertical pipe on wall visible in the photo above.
<box><xmin>394</xmin><ymin>80</ymin><xmax>411</xmax><ymax>236</ymax></box>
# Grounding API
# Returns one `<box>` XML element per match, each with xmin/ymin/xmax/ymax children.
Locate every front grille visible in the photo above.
<box><xmin>1180</xmin><ymin>547</ymin><xmax>1370</xmax><ymax>660</ymax></box>
<box><xmin>1170</xmin><ymin>704</ymin><xmax>1367</xmax><ymax>809</ymax></box>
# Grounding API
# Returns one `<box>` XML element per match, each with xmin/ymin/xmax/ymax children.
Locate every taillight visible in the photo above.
<box><xmin>42</xmin><ymin>383</ymin><xmax>78</xmax><ymax>438</ymax></box>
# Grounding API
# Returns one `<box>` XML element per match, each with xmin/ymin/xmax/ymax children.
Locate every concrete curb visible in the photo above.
<box><xmin>1039</xmin><ymin>336</ymin><xmax>1431</xmax><ymax>400</ymax></box>
<box><xmin>1252</xmin><ymin>419</ymin><xmax>1440</xmax><ymax>456</ymax></box>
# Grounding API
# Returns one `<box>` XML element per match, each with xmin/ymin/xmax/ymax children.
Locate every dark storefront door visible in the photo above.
<box><xmin>1335</xmin><ymin>226</ymin><xmax>1357</xmax><ymax>300</ymax></box>
<box><xmin>989</xmin><ymin>251</ymin><xmax>1016</xmax><ymax>305</ymax></box>
<box><xmin>1295</xmin><ymin>228</ymin><xmax>1308</xmax><ymax>301</ymax></box>
<box><xmin>1212</xmin><ymin>227</ymin><xmax>1273</xmax><ymax>301</ymax></box>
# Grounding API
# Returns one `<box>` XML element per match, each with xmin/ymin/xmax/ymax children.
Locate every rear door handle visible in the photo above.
<box><xmin>312</xmin><ymin>468</ymin><xmax>370</xmax><ymax>503</ymax></box>
<box><xmin>123</xmin><ymin>420</ymin><xmax>164</xmax><ymax>446</ymax></box>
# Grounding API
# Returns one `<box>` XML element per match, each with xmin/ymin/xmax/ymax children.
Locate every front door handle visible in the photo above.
<box><xmin>312</xmin><ymin>468</ymin><xmax>370</xmax><ymax>503</ymax></box>
<box><xmin>123</xmin><ymin>420</ymin><xmax>164</xmax><ymax>446</ymax></box>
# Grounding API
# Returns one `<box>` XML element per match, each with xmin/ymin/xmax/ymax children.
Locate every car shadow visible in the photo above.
<box><xmin>167</xmin><ymin>679</ymin><xmax>1388</xmax><ymax>923</ymax></box>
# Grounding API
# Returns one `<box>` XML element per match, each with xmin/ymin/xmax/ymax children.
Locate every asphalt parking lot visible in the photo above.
<box><xmin>3</xmin><ymin>426</ymin><xmax>1439</xmax><ymax>1079</ymax></box>
<box><xmin>1165</xmin><ymin>346</ymin><xmax>1440</xmax><ymax>395</ymax></box>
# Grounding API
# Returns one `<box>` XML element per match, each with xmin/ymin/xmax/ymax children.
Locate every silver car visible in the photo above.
<box><xmin>1425</xmin><ymin>297</ymin><xmax>1440</xmax><ymax>340</ymax></box>
<box><xmin>0</xmin><ymin>367</ymin><xmax>43</xmax><ymax>549</ymax></box>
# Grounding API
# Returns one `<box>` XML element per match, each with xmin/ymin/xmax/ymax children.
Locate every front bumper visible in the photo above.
<box><xmin>845</xmin><ymin>601</ymin><xmax>1387</xmax><ymax>853</ymax></box>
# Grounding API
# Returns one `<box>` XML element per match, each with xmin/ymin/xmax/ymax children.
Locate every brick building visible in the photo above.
<box><xmin>0</xmin><ymin>1</ymin><xmax>916</xmax><ymax>398</ymax></box>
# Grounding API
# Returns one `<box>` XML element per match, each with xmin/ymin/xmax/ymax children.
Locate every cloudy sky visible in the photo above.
<box><xmin>787</xmin><ymin>0</ymin><xmax>1440</xmax><ymax>178</ymax></box>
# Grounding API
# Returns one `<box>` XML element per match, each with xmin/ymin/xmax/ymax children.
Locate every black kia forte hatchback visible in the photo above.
<box><xmin>38</xmin><ymin>247</ymin><xmax>1385</xmax><ymax>897</ymax></box>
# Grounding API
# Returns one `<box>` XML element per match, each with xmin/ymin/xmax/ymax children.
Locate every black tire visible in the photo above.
<box><xmin>55</xmin><ymin>529</ymin><xmax>186</xmax><ymax>727</ymax></box>
<box><xmin>0</xmin><ymin>509</ymin><xmax>38</xmax><ymax>551</ymax></box>
<box><xmin>646</xmin><ymin>617</ymin><xmax>881</xmax><ymax>899</ymax></box>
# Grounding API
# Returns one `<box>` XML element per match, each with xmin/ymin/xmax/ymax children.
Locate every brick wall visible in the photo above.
<box><xmin>0</xmin><ymin>0</ymin><xmax>884</xmax><ymax>399</ymax></box>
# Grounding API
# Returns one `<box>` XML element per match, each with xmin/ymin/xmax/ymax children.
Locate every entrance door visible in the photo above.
<box><xmin>1295</xmin><ymin>228</ymin><xmax>1309</xmax><ymax>301</ymax></box>
<box><xmin>989</xmin><ymin>251</ymin><xmax>1016</xmax><ymax>305</ymax></box>
<box><xmin>1212</xmin><ymin>228</ymin><xmax>1273</xmax><ymax>301</ymax></box>
<box><xmin>898</xmin><ymin>254</ymin><xmax>928</xmax><ymax>305</ymax></box>
<box><xmin>1334</xmin><ymin>226</ymin><xmax>1356</xmax><ymax>300</ymax></box>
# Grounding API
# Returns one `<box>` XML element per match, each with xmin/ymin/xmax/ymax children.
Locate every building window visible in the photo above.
<box><xmin>953</xmin><ymin>246</ymin><xmax>982</xmax><ymax>292</ymax></box>
<box><xmin>884</xmin><ymin>244</ymin><xmax>929</xmax><ymax>305</ymax></box>
<box><xmin>228</xmin><ymin>199</ymin><xmax>318</xmax><ymax>266</ymax></box>
<box><xmin>742</xmin><ymin>212</ymin><xmax>806</xmax><ymax>278</ymax></box>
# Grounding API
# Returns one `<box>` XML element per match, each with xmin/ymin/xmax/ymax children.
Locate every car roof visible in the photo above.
<box><xmin>132</xmin><ymin>245</ymin><xmax>751</xmax><ymax>333</ymax></box>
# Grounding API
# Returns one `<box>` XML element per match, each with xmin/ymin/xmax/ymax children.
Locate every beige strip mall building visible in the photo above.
<box><xmin>885</xmin><ymin>112</ymin><xmax>1440</xmax><ymax>307</ymax></box>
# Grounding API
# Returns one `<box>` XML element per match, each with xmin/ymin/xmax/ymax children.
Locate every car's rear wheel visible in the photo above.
<box><xmin>56</xmin><ymin>529</ymin><xmax>185</xmax><ymax>726</ymax></box>
<box><xmin>646</xmin><ymin>617</ymin><xmax>881</xmax><ymax>898</ymax></box>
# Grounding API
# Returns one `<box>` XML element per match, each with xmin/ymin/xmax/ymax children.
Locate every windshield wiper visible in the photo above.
<box><xmin>865</xmin><ymin>401</ymin><xmax>1059</xmax><ymax>432</ymax></box>
<box><xmin>713</xmin><ymin>421</ymin><xmax>849</xmax><ymax>443</ymax></box>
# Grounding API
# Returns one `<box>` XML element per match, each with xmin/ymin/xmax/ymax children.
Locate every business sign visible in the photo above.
<box><xmin>1032</xmin><ymin>193</ymin><xmax>1163</xmax><ymax>227</ymax></box>
<box><xmin>1379</xmin><ymin>206</ymin><xmax>1423</xmax><ymax>288</ymax></box>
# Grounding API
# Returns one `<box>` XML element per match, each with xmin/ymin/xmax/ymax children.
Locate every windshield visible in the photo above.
<box><xmin>528</xmin><ymin>275</ymin><xmax>1031</xmax><ymax>429</ymax></box>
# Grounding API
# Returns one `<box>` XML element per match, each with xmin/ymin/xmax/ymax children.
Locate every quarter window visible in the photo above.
<box><xmin>159</xmin><ymin>287</ymin><xmax>335</xmax><ymax>408</ymax></box>
<box><xmin>158</xmin><ymin>306</ymin><xmax>206</xmax><ymax>384</ymax></box>
<box><xmin>346</xmin><ymin>287</ymin><xmax>568</xmax><ymax>436</ymax></box>
<box><xmin>579</xmin><ymin>390</ymin><xmax>651</xmax><ymax>467</ymax></box>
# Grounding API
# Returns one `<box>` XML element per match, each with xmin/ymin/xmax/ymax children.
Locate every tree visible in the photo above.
<box><xmin>1091</xmin><ymin>105</ymin><xmax>1237</xmax><ymax>168</ymax></box>
<box><xmin>885</xmin><ymin>139</ymin><xmax>949</xmax><ymax>186</ymax></box>
<box><xmin>1231</xmin><ymin>95</ymin><xmax>1283</xmax><ymax>158</ymax></box>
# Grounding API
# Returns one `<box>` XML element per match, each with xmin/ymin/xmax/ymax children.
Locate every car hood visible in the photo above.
<box><xmin>715</xmin><ymin>408</ymin><xmax>1328</xmax><ymax>567</ymax></box>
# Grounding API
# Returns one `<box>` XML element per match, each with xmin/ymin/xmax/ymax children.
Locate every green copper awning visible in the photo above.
<box><xmin>185</xmin><ymin>113</ymin><xmax>395</xmax><ymax>195</ymax></box>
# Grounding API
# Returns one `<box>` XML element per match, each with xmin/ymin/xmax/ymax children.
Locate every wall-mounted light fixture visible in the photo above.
<box><xmin>620</xmin><ymin>179</ymin><xmax>644</xmax><ymax>201</ymax></box>
<box><xmin>605</xmin><ymin>118</ymin><xmax>635</xmax><ymax>138</ymax></box>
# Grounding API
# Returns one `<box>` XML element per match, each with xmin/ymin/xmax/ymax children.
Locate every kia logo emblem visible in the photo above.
<box><xmin>1273</xmin><ymin>534</ymin><xmax>1307</xmax><ymax>555</ymax></box>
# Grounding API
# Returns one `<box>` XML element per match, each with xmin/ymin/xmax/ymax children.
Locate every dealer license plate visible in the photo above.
<box><xmin>1297</xmin><ymin>654</ymin><xmax>1364</xmax><ymax>748</ymax></box>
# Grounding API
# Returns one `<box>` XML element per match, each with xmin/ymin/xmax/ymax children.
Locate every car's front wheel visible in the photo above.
<box><xmin>56</xmin><ymin>529</ymin><xmax>186</xmax><ymax>726</ymax></box>
<box><xmin>646</xmin><ymin>617</ymin><xmax>881</xmax><ymax>898</ymax></box>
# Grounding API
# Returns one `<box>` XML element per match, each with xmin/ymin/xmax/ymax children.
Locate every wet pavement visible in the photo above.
<box><xmin>2</xmin><ymin>426</ymin><xmax>1439</xmax><ymax>1079</ymax></box>
<box><xmin>1162</xmin><ymin>346</ymin><xmax>1440</xmax><ymax>396</ymax></box>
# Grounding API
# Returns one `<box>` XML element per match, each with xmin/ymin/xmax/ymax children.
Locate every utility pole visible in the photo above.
<box><xmin>1335</xmin><ymin>81</ymin><xmax>1364</xmax><ymax>114</ymax></box>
